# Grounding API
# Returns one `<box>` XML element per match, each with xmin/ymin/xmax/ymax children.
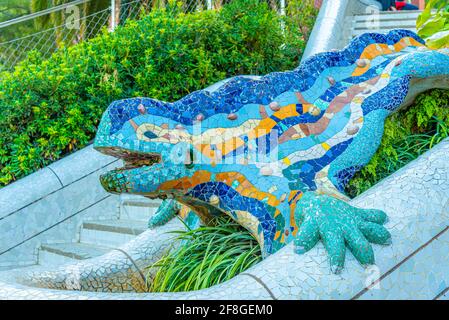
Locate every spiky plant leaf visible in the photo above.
<box><xmin>147</xmin><ymin>216</ymin><xmax>262</xmax><ymax>292</ymax></box>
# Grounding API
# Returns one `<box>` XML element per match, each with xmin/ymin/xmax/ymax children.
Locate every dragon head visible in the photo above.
<box><xmin>94</xmin><ymin>98</ymin><xmax>203</xmax><ymax>199</ymax></box>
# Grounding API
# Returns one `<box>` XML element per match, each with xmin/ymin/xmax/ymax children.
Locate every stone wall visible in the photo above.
<box><xmin>0</xmin><ymin>145</ymin><xmax>121</xmax><ymax>270</ymax></box>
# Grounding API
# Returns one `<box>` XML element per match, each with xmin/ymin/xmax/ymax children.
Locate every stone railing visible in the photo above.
<box><xmin>0</xmin><ymin>145</ymin><xmax>121</xmax><ymax>270</ymax></box>
<box><xmin>302</xmin><ymin>0</ymin><xmax>382</xmax><ymax>61</ymax></box>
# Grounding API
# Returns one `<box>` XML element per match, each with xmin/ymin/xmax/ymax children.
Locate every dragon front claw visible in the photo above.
<box><xmin>294</xmin><ymin>192</ymin><xmax>391</xmax><ymax>274</ymax></box>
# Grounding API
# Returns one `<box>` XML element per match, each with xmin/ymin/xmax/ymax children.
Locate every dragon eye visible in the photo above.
<box><xmin>143</xmin><ymin>130</ymin><xmax>158</xmax><ymax>139</ymax></box>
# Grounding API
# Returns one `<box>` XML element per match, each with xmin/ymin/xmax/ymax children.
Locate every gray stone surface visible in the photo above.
<box><xmin>83</xmin><ymin>219</ymin><xmax>148</xmax><ymax>235</ymax></box>
<box><xmin>0</xmin><ymin>160</ymin><xmax>121</xmax><ymax>269</ymax></box>
<box><xmin>48</xmin><ymin>145</ymin><xmax>118</xmax><ymax>186</ymax></box>
<box><xmin>0</xmin><ymin>140</ymin><xmax>125</xmax><ymax>270</ymax></box>
<box><xmin>0</xmin><ymin>195</ymin><xmax>119</xmax><ymax>270</ymax></box>
<box><xmin>0</xmin><ymin>267</ymin><xmax>272</xmax><ymax>300</ymax></box>
<box><xmin>40</xmin><ymin>243</ymin><xmax>110</xmax><ymax>260</ymax></box>
<box><xmin>16</xmin><ymin>218</ymin><xmax>188</xmax><ymax>293</ymax></box>
<box><xmin>0</xmin><ymin>168</ymin><xmax>61</xmax><ymax>219</ymax></box>
<box><xmin>302</xmin><ymin>0</ymin><xmax>349</xmax><ymax>61</ymax></box>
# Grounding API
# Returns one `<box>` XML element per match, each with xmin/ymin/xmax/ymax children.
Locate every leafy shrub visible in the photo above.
<box><xmin>0</xmin><ymin>0</ymin><xmax>315</xmax><ymax>187</ymax></box>
<box><xmin>147</xmin><ymin>216</ymin><xmax>262</xmax><ymax>292</ymax></box>
<box><xmin>285</xmin><ymin>0</ymin><xmax>317</xmax><ymax>44</ymax></box>
<box><xmin>417</xmin><ymin>0</ymin><xmax>449</xmax><ymax>48</ymax></box>
<box><xmin>346</xmin><ymin>89</ymin><xmax>449</xmax><ymax>198</ymax></box>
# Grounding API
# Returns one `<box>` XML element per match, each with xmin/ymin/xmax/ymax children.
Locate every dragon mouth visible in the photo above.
<box><xmin>95</xmin><ymin>145</ymin><xmax>192</xmax><ymax>196</ymax></box>
<box><xmin>96</xmin><ymin>146</ymin><xmax>164</xmax><ymax>194</ymax></box>
<box><xmin>96</xmin><ymin>146</ymin><xmax>161</xmax><ymax>172</ymax></box>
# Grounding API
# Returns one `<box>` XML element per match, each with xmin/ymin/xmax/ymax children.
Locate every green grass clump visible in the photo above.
<box><xmin>147</xmin><ymin>216</ymin><xmax>262</xmax><ymax>292</ymax></box>
<box><xmin>346</xmin><ymin>89</ymin><xmax>449</xmax><ymax>198</ymax></box>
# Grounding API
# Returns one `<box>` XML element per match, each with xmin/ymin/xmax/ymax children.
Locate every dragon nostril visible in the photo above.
<box><xmin>143</xmin><ymin>130</ymin><xmax>157</xmax><ymax>139</ymax></box>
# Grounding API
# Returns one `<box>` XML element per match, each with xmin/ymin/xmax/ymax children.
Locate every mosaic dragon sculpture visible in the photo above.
<box><xmin>94</xmin><ymin>30</ymin><xmax>449</xmax><ymax>275</ymax></box>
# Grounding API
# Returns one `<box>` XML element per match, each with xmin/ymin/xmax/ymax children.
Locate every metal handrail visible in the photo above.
<box><xmin>0</xmin><ymin>0</ymin><xmax>91</xmax><ymax>29</ymax></box>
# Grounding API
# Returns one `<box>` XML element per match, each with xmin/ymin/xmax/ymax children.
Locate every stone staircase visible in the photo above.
<box><xmin>37</xmin><ymin>196</ymin><xmax>162</xmax><ymax>266</ymax></box>
<box><xmin>351</xmin><ymin>10</ymin><xmax>421</xmax><ymax>39</ymax></box>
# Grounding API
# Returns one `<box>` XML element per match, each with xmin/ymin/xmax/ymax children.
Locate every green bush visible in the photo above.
<box><xmin>0</xmin><ymin>0</ymin><xmax>315</xmax><ymax>187</ymax></box>
<box><xmin>346</xmin><ymin>89</ymin><xmax>449</xmax><ymax>198</ymax></box>
<box><xmin>417</xmin><ymin>0</ymin><xmax>449</xmax><ymax>49</ymax></box>
<box><xmin>147</xmin><ymin>216</ymin><xmax>261</xmax><ymax>292</ymax></box>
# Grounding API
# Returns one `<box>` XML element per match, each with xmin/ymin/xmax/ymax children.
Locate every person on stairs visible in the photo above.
<box><xmin>395</xmin><ymin>0</ymin><xmax>419</xmax><ymax>10</ymax></box>
<box><xmin>377</xmin><ymin>0</ymin><xmax>419</xmax><ymax>11</ymax></box>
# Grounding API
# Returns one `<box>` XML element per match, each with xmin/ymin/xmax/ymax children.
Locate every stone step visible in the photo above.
<box><xmin>80</xmin><ymin>219</ymin><xmax>148</xmax><ymax>247</ymax></box>
<box><xmin>354</xmin><ymin>19</ymin><xmax>417</xmax><ymax>30</ymax></box>
<box><xmin>120</xmin><ymin>205</ymin><xmax>157</xmax><ymax>222</ymax></box>
<box><xmin>38</xmin><ymin>242</ymin><xmax>110</xmax><ymax>266</ymax></box>
<box><xmin>119</xmin><ymin>195</ymin><xmax>162</xmax><ymax>222</ymax></box>
<box><xmin>352</xmin><ymin>10</ymin><xmax>421</xmax><ymax>39</ymax></box>
<box><xmin>352</xmin><ymin>27</ymin><xmax>417</xmax><ymax>38</ymax></box>
<box><xmin>354</xmin><ymin>11</ymin><xmax>423</xmax><ymax>22</ymax></box>
<box><xmin>119</xmin><ymin>194</ymin><xmax>161</xmax><ymax>207</ymax></box>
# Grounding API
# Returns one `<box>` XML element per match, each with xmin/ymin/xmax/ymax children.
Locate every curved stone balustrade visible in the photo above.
<box><xmin>0</xmin><ymin>138</ymin><xmax>447</xmax><ymax>299</ymax></box>
<box><xmin>0</xmin><ymin>146</ymin><xmax>121</xmax><ymax>270</ymax></box>
<box><xmin>302</xmin><ymin>0</ymin><xmax>382</xmax><ymax>60</ymax></box>
<box><xmin>16</xmin><ymin>218</ymin><xmax>186</xmax><ymax>293</ymax></box>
